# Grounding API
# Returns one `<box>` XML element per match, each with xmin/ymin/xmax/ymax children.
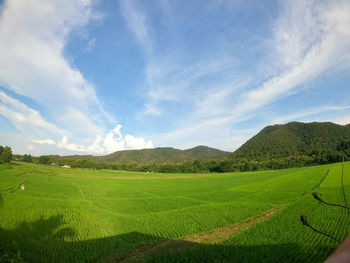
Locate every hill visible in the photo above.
<box><xmin>233</xmin><ymin>122</ymin><xmax>350</xmax><ymax>159</ymax></box>
<box><xmin>65</xmin><ymin>146</ymin><xmax>230</xmax><ymax>164</ymax></box>
<box><xmin>185</xmin><ymin>145</ymin><xmax>230</xmax><ymax>159</ymax></box>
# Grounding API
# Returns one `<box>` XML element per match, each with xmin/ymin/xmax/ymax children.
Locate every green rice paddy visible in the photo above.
<box><xmin>0</xmin><ymin>162</ymin><xmax>349</xmax><ymax>262</ymax></box>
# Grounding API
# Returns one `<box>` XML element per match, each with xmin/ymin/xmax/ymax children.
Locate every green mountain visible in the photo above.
<box><xmin>65</xmin><ymin>146</ymin><xmax>230</xmax><ymax>164</ymax></box>
<box><xmin>233</xmin><ymin>122</ymin><xmax>350</xmax><ymax>159</ymax></box>
<box><xmin>185</xmin><ymin>145</ymin><xmax>230</xmax><ymax>159</ymax></box>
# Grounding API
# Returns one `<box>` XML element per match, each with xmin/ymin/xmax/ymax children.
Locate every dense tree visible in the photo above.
<box><xmin>0</xmin><ymin>146</ymin><xmax>12</xmax><ymax>163</ymax></box>
<box><xmin>22</xmin><ymin>154</ymin><xmax>33</xmax><ymax>163</ymax></box>
<box><xmin>38</xmin><ymin>155</ymin><xmax>50</xmax><ymax>165</ymax></box>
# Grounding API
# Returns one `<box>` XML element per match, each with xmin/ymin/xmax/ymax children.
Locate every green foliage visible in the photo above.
<box><xmin>0</xmin><ymin>146</ymin><xmax>12</xmax><ymax>163</ymax></box>
<box><xmin>21</xmin><ymin>155</ymin><xmax>32</xmax><ymax>163</ymax></box>
<box><xmin>0</xmin><ymin>248</ymin><xmax>25</xmax><ymax>263</ymax></box>
<box><xmin>38</xmin><ymin>156</ymin><xmax>50</xmax><ymax>165</ymax></box>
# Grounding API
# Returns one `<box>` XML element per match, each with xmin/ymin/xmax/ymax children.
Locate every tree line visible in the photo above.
<box><xmin>11</xmin><ymin>143</ymin><xmax>350</xmax><ymax>173</ymax></box>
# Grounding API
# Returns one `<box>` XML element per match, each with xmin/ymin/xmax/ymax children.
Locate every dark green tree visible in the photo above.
<box><xmin>38</xmin><ymin>155</ymin><xmax>50</xmax><ymax>165</ymax></box>
<box><xmin>0</xmin><ymin>146</ymin><xmax>12</xmax><ymax>163</ymax></box>
<box><xmin>22</xmin><ymin>154</ymin><xmax>32</xmax><ymax>163</ymax></box>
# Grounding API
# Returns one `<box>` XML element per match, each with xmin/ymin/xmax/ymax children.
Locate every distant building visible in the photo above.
<box><xmin>61</xmin><ymin>165</ymin><xmax>71</xmax><ymax>168</ymax></box>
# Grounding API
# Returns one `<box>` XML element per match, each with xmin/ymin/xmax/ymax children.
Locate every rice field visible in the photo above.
<box><xmin>0</xmin><ymin>161</ymin><xmax>348</xmax><ymax>262</ymax></box>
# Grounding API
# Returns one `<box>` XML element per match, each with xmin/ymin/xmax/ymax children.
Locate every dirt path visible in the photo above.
<box><xmin>113</xmin><ymin>206</ymin><xmax>284</xmax><ymax>263</ymax></box>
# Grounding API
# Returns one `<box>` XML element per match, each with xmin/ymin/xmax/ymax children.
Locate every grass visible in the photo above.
<box><xmin>144</xmin><ymin>163</ymin><xmax>350</xmax><ymax>263</ymax></box>
<box><xmin>0</xmin><ymin>161</ymin><xmax>348</xmax><ymax>262</ymax></box>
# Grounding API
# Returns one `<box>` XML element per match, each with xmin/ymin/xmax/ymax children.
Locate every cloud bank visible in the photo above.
<box><xmin>53</xmin><ymin>125</ymin><xmax>153</xmax><ymax>154</ymax></box>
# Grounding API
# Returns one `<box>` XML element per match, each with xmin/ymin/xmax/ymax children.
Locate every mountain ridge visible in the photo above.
<box><xmin>62</xmin><ymin>146</ymin><xmax>230</xmax><ymax>164</ymax></box>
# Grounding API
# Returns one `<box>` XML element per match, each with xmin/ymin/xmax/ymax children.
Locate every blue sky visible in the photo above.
<box><xmin>0</xmin><ymin>0</ymin><xmax>350</xmax><ymax>155</ymax></box>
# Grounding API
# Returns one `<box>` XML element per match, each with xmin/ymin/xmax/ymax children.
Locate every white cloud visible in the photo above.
<box><xmin>332</xmin><ymin>116</ymin><xmax>350</xmax><ymax>126</ymax></box>
<box><xmin>100</xmin><ymin>125</ymin><xmax>153</xmax><ymax>154</ymax></box>
<box><xmin>0</xmin><ymin>1</ymin><xmax>155</xmax><ymax>155</ymax></box>
<box><xmin>0</xmin><ymin>132</ymin><xmax>55</xmax><ymax>156</ymax></box>
<box><xmin>50</xmin><ymin>125</ymin><xmax>154</xmax><ymax>154</ymax></box>
<box><xmin>119</xmin><ymin>0</ymin><xmax>153</xmax><ymax>53</ymax></box>
<box><xmin>271</xmin><ymin>105</ymin><xmax>350</xmax><ymax>124</ymax></box>
<box><xmin>112</xmin><ymin>124</ymin><xmax>123</xmax><ymax>138</ymax></box>
<box><xmin>31</xmin><ymin>139</ymin><xmax>56</xmax><ymax>145</ymax></box>
<box><xmin>273</xmin><ymin>0</ymin><xmax>325</xmax><ymax>69</ymax></box>
<box><xmin>0</xmin><ymin>89</ymin><xmax>154</xmax><ymax>155</ymax></box>
<box><xmin>144</xmin><ymin>103</ymin><xmax>162</xmax><ymax>116</ymax></box>
<box><xmin>235</xmin><ymin>0</ymin><xmax>350</xmax><ymax>115</ymax></box>
<box><xmin>0</xmin><ymin>0</ymin><xmax>111</xmax><ymax>141</ymax></box>
<box><xmin>26</xmin><ymin>144</ymin><xmax>35</xmax><ymax>151</ymax></box>
<box><xmin>0</xmin><ymin>90</ymin><xmax>65</xmax><ymax>138</ymax></box>
<box><xmin>124</xmin><ymin>134</ymin><xmax>153</xmax><ymax>149</ymax></box>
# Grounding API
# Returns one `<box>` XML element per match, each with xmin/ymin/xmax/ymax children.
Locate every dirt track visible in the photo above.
<box><xmin>113</xmin><ymin>206</ymin><xmax>284</xmax><ymax>263</ymax></box>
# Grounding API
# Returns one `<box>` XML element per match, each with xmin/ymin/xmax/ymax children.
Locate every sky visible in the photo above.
<box><xmin>0</xmin><ymin>0</ymin><xmax>350</xmax><ymax>156</ymax></box>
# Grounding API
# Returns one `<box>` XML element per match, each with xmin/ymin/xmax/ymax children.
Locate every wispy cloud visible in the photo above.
<box><xmin>235</xmin><ymin>0</ymin><xmax>350</xmax><ymax>116</ymax></box>
<box><xmin>137</xmin><ymin>0</ymin><xmax>350</xmax><ymax>150</ymax></box>
<box><xmin>146</xmin><ymin>55</ymin><xmax>239</xmax><ymax>102</ymax></box>
<box><xmin>32</xmin><ymin>139</ymin><xmax>56</xmax><ymax>145</ymax></box>
<box><xmin>120</xmin><ymin>1</ymin><xmax>245</xmax><ymax>118</ymax></box>
<box><xmin>119</xmin><ymin>0</ymin><xmax>153</xmax><ymax>53</ymax></box>
<box><xmin>84</xmin><ymin>38</ymin><xmax>96</xmax><ymax>53</ymax></box>
<box><xmin>271</xmin><ymin>105</ymin><xmax>350</xmax><ymax>124</ymax></box>
<box><xmin>0</xmin><ymin>0</ymin><xmax>153</xmax><ymax>155</ymax></box>
<box><xmin>0</xmin><ymin>91</ymin><xmax>65</xmax><ymax>139</ymax></box>
<box><xmin>0</xmin><ymin>0</ymin><xmax>107</xmax><ymax>138</ymax></box>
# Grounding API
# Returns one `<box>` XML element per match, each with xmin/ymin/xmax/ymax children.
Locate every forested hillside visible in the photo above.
<box><xmin>103</xmin><ymin>147</ymin><xmax>193</xmax><ymax>163</ymax></box>
<box><xmin>40</xmin><ymin>146</ymin><xmax>230</xmax><ymax>164</ymax></box>
<box><xmin>185</xmin><ymin>145</ymin><xmax>229</xmax><ymax>159</ymax></box>
<box><xmin>234</xmin><ymin>122</ymin><xmax>350</xmax><ymax>159</ymax></box>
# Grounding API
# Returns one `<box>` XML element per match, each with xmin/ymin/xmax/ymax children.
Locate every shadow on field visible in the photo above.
<box><xmin>0</xmin><ymin>212</ymin><xmax>334</xmax><ymax>263</ymax></box>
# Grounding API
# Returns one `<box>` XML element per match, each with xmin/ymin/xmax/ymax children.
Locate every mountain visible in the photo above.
<box><xmin>185</xmin><ymin>145</ymin><xmax>230</xmax><ymax>159</ymax></box>
<box><xmin>233</xmin><ymin>122</ymin><xmax>350</xmax><ymax>159</ymax></box>
<box><xmin>64</xmin><ymin>146</ymin><xmax>230</xmax><ymax>164</ymax></box>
